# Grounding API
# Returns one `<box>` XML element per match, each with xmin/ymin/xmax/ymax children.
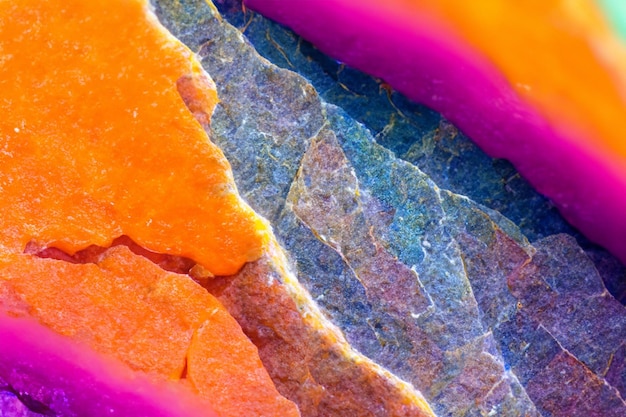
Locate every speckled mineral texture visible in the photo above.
<box><xmin>0</xmin><ymin>389</ymin><xmax>49</xmax><ymax>417</ymax></box>
<box><xmin>212</xmin><ymin>0</ymin><xmax>570</xmax><ymax>243</ymax></box>
<box><xmin>205</xmin><ymin>248</ymin><xmax>435</xmax><ymax>417</ymax></box>
<box><xmin>214</xmin><ymin>0</ymin><xmax>626</xmax><ymax>305</ymax></box>
<box><xmin>153</xmin><ymin>1</ymin><xmax>435</xmax><ymax>417</ymax></box>
<box><xmin>153</xmin><ymin>1</ymin><xmax>626</xmax><ymax>416</ymax></box>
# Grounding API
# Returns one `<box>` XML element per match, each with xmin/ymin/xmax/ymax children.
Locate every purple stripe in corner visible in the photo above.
<box><xmin>0</xmin><ymin>313</ymin><xmax>214</xmax><ymax>417</ymax></box>
<box><xmin>245</xmin><ymin>0</ymin><xmax>626</xmax><ymax>264</ymax></box>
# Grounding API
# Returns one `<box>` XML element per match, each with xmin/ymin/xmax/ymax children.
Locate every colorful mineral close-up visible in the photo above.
<box><xmin>244</xmin><ymin>0</ymin><xmax>626</xmax><ymax>266</ymax></box>
<box><xmin>1</xmin><ymin>0</ymin><xmax>625</xmax><ymax>417</ymax></box>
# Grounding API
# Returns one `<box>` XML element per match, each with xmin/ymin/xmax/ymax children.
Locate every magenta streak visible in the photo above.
<box><xmin>0</xmin><ymin>313</ymin><xmax>215</xmax><ymax>417</ymax></box>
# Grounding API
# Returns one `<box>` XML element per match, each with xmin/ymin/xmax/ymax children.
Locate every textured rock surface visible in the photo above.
<box><xmin>214</xmin><ymin>0</ymin><xmax>572</xmax><ymax>244</ymax></box>
<box><xmin>214</xmin><ymin>0</ymin><xmax>626</xmax><ymax>305</ymax></box>
<box><xmin>153</xmin><ymin>1</ymin><xmax>626</xmax><ymax>416</ymax></box>
<box><xmin>0</xmin><ymin>390</ymin><xmax>48</xmax><ymax>417</ymax></box>
<box><xmin>153</xmin><ymin>1</ymin><xmax>436</xmax><ymax>416</ymax></box>
<box><xmin>207</xmin><ymin>247</ymin><xmax>435</xmax><ymax>417</ymax></box>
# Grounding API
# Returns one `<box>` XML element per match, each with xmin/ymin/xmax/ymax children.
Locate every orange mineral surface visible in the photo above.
<box><xmin>0</xmin><ymin>0</ymin><xmax>269</xmax><ymax>275</ymax></box>
<box><xmin>0</xmin><ymin>0</ymin><xmax>298</xmax><ymax>416</ymax></box>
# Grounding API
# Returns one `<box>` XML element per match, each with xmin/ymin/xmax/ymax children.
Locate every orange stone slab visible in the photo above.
<box><xmin>0</xmin><ymin>0</ymin><xmax>268</xmax><ymax>276</ymax></box>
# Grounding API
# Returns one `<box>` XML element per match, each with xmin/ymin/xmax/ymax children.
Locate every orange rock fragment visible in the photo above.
<box><xmin>0</xmin><ymin>247</ymin><xmax>206</xmax><ymax>379</ymax></box>
<box><xmin>188</xmin><ymin>298</ymin><xmax>301</xmax><ymax>417</ymax></box>
<box><xmin>0</xmin><ymin>0</ymin><xmax>268</xmax><ymax>276</ymax></box>
<box><xmin>0</xmin><ymin>247</ymin><xmax>299</xmax><ymax>417</ymax></box>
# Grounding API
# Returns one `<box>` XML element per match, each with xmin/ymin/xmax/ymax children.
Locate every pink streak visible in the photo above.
<box><xmin>0</xmin><ymin>313</ymin><xmax>216</xmax><ymax>417</ymax></box>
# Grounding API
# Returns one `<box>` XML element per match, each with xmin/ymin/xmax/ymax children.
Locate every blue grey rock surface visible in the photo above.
<box><xmin>214</xmin><ymin>0</ymin><xmax>626</xmax><ymax>305</ymax></box>
<box><xmin>152</xmin><ymin>1</ymin><xmax>626</xmax><ymax>416</ymax></box>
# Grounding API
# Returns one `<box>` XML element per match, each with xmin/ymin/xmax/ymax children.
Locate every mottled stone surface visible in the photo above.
<box><xmin>206</xmin><ymin>250</ymin><xmax>435</xmax><ymax>417</ymax></box>
<box><xmin>0</xmin><ymin>377</ymin><xmax>54</xmax><ymax>417</ymax></box>
<box><xmin>282</xmin><ymin>107</ymin><xmax>541</xmax><ymax>417</ymax></box>
<box><xmin>154</xmin><ymin>1</ymin><xmax>436</xmax><ymax>416</ymax></box>
<box><xmin>0</xmin><ymin>390</ymin><xmax>48</xmax><ymax>417</ymax></box>
<box><xmin>153</xmin><ymin>1</ymin><xmax>626</xmax><ymax>416</ymax></box>
<box><xmin>213</xmin><ymin>0</ymin><xmax>572</xmax><ymax>244</ymax></box>
<box><xmin>214</xmin><ymin>0</ymin><xmax>626</xmax><ymax>305</ymax></box>
<box><xmin>0</xmin><ymin>375</ymin><xmax>65</xmax><ymax>417</ymax></box>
